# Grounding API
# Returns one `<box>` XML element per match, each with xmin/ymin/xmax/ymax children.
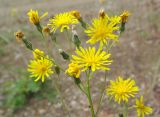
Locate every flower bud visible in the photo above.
<box><xmin>22</xmin><ymin>38</ymin><xmax>33</xmax><ymax>50</ymax></box>
<box><xmin>59</xmin><ymin>49</ymin><xmax>70</xmax><ymax>60</ymax></box>
<box><xmin>72</xmin><ymin>29</ymin><xmax>81</xmax><ymax>48</ymax></box>
<box><xmin>55</xmin><ymin>65</ymin><xmax>60</xmax><ymax>75</ymax></box>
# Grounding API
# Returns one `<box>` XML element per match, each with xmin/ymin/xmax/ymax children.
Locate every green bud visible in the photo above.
<box><xmin>72</xmin><ymin>32</ymin><xmax>81</xmax><ymax>48</ymax></box>
<box><xmin>54</xmin><ymin>65</ymin><xmax>60</xmax><ymax>75</ymax></box>
<box><xmin>22</xmin><ymin>38</ymin><xmax>33</xmax><ymax>50</ymax></box>
<box><xmin>59</xmin><ymin>49</ymin><xmax>70</xmax><ymax>60</ymax></box>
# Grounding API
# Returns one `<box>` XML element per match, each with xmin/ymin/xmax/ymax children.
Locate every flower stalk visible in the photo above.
<box><xmin>86</xmin><ymin>70</ymin><xmax>95</xmax><ymax>117</ymax></box>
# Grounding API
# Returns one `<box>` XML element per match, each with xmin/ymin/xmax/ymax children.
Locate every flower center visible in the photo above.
<box><xmin>41</xmin><ymin>66</ymin><xmax>47</xmax><ymax>72</ymax></box>
<box><xmin>116</xmin><ymin>85</ymin><xmax>127</xmax><ymax>95</ymax></box>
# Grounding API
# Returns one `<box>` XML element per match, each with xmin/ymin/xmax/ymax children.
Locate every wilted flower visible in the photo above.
<box><xmin>134</xmin><ymin>96</ymin><xmax>153</xmax><ymax>117</ymax></box>
<box><xmin>28</xmin><ymin>56</ymin><xmax>54</xmax><ymax>82</ymax></box>
<box><xmin>65</xmin><ymin>63</ymin><xmax>81</xmax><ymax>78</ymax></box>
<box><xmin>71</xmin><ymin>46</ymin><xmax>112</xmax><ymax>72</ymax></box>
<box><xmin>27</xmin><ymin>9</ymin><xmax>48</xmax><ymax>25</ymax></box>
<box><xmin>106</xmin><ymin>77</ymin><xmax>139</xmax><ymax>104</ymax></box>
<box><xmin>42</xmin><ymin>26</ymin><xmax>50</xmax><ymax>35</ymax></box>
<box><xmin>120</xmin><ymin>10</ymin><xmax>130</xmax><ymax>23</ymax></box>
<box><xmin>33</xmin><ymin>49</ymin><xmax>44</xmax><ymax>60</ymax></box>
<box><xmin>48</xmin><ymin>12</ymin><xmax>78</xmax><ymax>32</ymax></box>
<box><xmin>71</xmin><ymin>10</ymin><xmax>81</xmax><ymax>20</ymax></box>
<box><xmin>14</xmin><ymin>30</ymin><xmax>24</xmax><ymax>42</ymax></box>
<box><xmin>99</xmin><ymin>8</ymin><xmax>106</xmax><ymax>18</ymax></box>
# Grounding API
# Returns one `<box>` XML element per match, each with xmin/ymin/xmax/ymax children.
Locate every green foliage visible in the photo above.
<box><xmin>3</xmin><ymin>69</ymin><xmax>57</xmax><ymax>112</ymax></box>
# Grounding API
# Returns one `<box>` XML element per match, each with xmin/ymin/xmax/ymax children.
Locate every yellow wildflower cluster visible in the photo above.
<box><xmin>106</xmin><ymin>76</ymin><xmax>152</xmax><ymax>117</ymax></box>
<box><xmin>15</xmin><ymin>8</ymin><xmax>153</xmax><ymax>117</ymax></box>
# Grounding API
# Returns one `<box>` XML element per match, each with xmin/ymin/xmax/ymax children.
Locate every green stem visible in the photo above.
<box><xmin>123</xmin><ymin>103</ymin><xmax>128</xmax><ymax>117</ymax></box>
<box><xmin>86</xmin><ymin>70</ymin><xmax>96</xmax><ymax>117</ymax></box>
<box><xmin>95</xmin><ymin>71</ymin><xmax>107</xmax><ymax>115</ymax></box>
<box><xmin>65</xmin><ymin>29</ymin><xmax>72</xmax><ymax>49</ymax></box>
<box><xmin>52</xmin><ymin>76</ymin><xmax>71</xmax><ymax>117</ymax></box>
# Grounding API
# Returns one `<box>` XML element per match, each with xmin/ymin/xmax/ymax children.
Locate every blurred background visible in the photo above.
<box><xmin>0</xmin><ymin>0</ymin><xmax>160</xmax><ymax>117</ymax></box>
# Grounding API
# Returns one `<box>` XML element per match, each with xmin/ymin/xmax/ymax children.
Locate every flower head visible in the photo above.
<box><xmin>120</xmin><ymin>10</ymin><xmax>130</xmax><ymax>23</ymax></box>
<box><xmin>27</xmin><ymin>9</ymin><xmax>48</xmax><ymax>25</ymax></box>
<box><xmin>65</xmin><ymin>63</ymin><xmax>81</xmax><ymax>78</ymax></box>
<box><xmin>71</xmin><ymin>46</ymin><xmax>112</xmax><ymax>72</ymax></box>
<box><xmin>28</xmin><ymin>56</ymin><xmax>54</xmax><ymax>82</ymax></box>
<box><xmin>106</xmin><ymin>77</ymin><xmax>139</xmax><ymax>104</ymax></box>
<box><xmin>14</xmin><ymin>31</ymin><xmax>24</xmax><ymax>42</ymax></box>
<box><xmin>134</xmin><ymin>96</ymin><xmax>153</xmax><ymax>117</ymax></box>
<box><xmin>33</xmin><ymin>49</ymin><xmax>44</xmax><ymax>60</ymax></box>
<box><xmin>85</xmin><ymin>15</ymin><xmax>121</xmax><ymax>45</ymax></box>
<box><xmin>48</xmin><ymin>12</ymin><xmax>78</xmax><ymax>32</ymax></box>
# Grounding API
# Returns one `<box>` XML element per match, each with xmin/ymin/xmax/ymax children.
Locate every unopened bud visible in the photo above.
<box><xmin>55</xmin><ymin>65</ymin><xmax>60</xmax><ymax>75</ymax></box>
<box><xmin>59</xmin><ymin>49</ymin><xmax>70</xmax><ymax>60</ymax></box>
<box><xmin>22</xmin><ymin>38</ymin><xmax>33</xmax><ymax>50</ymax></box>
<box><xmin>72</xmin><ymin>29</ymin><xmax>81</xmax><ymax>48</ymax></box>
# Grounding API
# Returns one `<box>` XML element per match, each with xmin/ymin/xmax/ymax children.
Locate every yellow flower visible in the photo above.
<box><xmin>120</xmin><ymin>10</ymin><xmax>130</xmax><ymax>23</ymax></box>
<box><xmin>14</xmin><ymin>30</ymin><xmax>24</xmax><ymax>42</ymax></box>
<box><xmin>71</xmin><ymin>46</ymin><xmax>112</xmax><ymax>72</ymax></box>
<box><xmin>134</xmin><ymin>96</ymin><xmax>153</xmax><ymax>117</ymax></box>
<box><xmin>33</xmin><ymin>49</ymin><xmax>44</xmax><ymax>60</ymax></box>
<box><xmin>106</xmin><ymin>77</ymin><xmax>139</xmax><ymax>104</ymax></box>
<box><xmin>27</xmin><ymin>9</ymin><xmax>48</xmax><ymax>25</ymax></box>
<box><xmin>48</xmin><ymin>12</ymin><xmax>78</xmax><ymax>32</ymax></box>
<box><xmin>65</xmin><ymin>63</ymin><xmax>81</xmax><ymax>78</ymax></box>
<box><xmin>28</xmin><ymin>56</ymin><xmax>54</xmax><ymax>82</ymax></box>
<box><xmin>85</xmin><ymin>15</ymin><xmax>121</xmax><ymax>45</ymax></box>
